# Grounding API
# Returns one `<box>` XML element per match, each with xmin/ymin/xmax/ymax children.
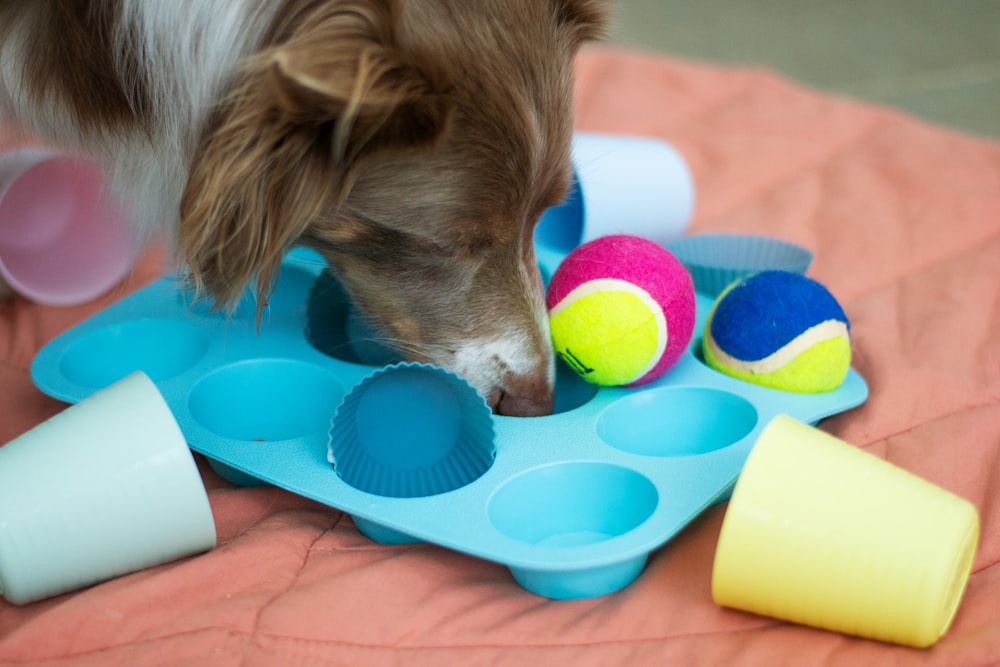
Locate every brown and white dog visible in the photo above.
<box><xmin>0</xmin><ymin>0</ymin><xmax>608</xmax><ymax>416</ymax></box>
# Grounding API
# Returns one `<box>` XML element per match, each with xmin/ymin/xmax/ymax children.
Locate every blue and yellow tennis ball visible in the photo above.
<box><xmin>546</xmin><ymin>235</ymin><xmax>696</xmax><ymax>387</ymax></box>
<box><xmin>703</xmin><ymin>270</ymin><xmax>851</xmax><ymax>393</ymax></box>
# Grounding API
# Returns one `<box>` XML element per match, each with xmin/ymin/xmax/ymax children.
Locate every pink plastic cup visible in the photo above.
<box><xmin>0</xmin><ymin>148</ymin><xmax>134</xmax><ymax>305</ymax></box>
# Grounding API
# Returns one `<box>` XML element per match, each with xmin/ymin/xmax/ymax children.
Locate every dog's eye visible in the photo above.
<box><xmin>429</xmin><ymin>241</ymin><xmax>457</xmax><ymax>257</ymax></box>
<box><xmin>430</xmin><ymin>240</ymin><xmax>492</xmax><ymax>260</ymax></box>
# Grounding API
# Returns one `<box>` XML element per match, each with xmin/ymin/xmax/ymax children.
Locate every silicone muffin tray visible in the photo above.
<box><xmin>31</xmin><ymin>244</ymin><xmax>868</xmax><ymax>600</ymax></box>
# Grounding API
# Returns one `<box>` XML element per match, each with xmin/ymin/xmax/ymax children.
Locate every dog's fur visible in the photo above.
<box><xmin>0</xmin><ymin>0</ymin><xmax>607</xmax><ymax>416</ymax></box>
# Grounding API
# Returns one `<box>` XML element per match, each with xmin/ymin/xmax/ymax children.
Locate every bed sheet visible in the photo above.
<box><xmin>1</xmin><ymin>47</ymin><xmax>999</xmax><ymax>666</ymax></box>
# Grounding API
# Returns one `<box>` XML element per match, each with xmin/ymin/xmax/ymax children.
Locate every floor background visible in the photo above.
<box><xmin>607</xmin><ymin>0</ymin><xmax>1000</xmax><ymax>138</ymax></box>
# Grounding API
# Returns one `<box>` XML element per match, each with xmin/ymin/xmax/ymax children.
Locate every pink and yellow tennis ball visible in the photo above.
<box><xmin>546</xmin><ymin>234</ymin><xmax>696</xmax><ymax>387</ymax></box>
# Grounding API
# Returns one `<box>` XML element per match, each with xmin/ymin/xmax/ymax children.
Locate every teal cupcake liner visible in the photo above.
<box><xmin>328</xmin><ymin>363</ymin><xmax>496</xmax><ymax>498</ymax></box>
<box><xmin>666</xmin><ymin>233</ymin><xmax>813</xmax><ymax>297</ymax></box>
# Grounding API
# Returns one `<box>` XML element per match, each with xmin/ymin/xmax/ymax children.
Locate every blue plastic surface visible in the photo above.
<box><xmin>31</xmin><ymin>245</ymin><xmax>868</xmax><ymax>600</ymax></box>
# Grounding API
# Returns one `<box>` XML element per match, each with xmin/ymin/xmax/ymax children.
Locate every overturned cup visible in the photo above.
<box><xmin>0</xmin><ymin>372</ymin><xmax>216</xmax><ymax>604</ymax></box>
<box><xmin>712</xmin><ymin>415</ymin><xmax>979</xmax><ymax>648</ymax></box>
<box><xmin>535</xmin><ymin>132</ymin><xmax>694</xmax><ymax>257</ymax></box>
<box><xmin>0</xmin><ymin>148</ymin><xmax>134</xmax><ymax>306</ymax></box>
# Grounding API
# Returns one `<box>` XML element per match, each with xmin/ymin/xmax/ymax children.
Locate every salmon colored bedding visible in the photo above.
<box><xmin>1</xmin><ymin>48</ymin><xmax>999</xmax><ymax>665</ymax></box>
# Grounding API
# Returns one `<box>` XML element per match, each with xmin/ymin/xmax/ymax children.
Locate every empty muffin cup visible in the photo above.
<box><xmin>306</xmin><ymin>270</ymin><xmax>404</xmax><ymax>366</ymax></box>
<box><xmin>328</xmin><ymin>363</ymin><xmax>496</xmax><ymax>498</ymax></box>
<box><xmin>712</xmin><ymin>415</ymin><xmax>979</xmax><ymax>648</ymax></box>
<box><xmin>0</xmin><ymin>148</ymin><xmax>134</xmax><ymax>306</ymax></box>
<box><xmin>488</xmin><ymin>461</ymin><xmax>659</xmax><ymax>598</ymax></box>
<box><xmin>666</xmin><ymin>233</ymin><xmax>812</xmax><ymax>297</ymax></box>
<box><xmin>0</xmin><ymin>372</ymin><xmax>216</xmax><ymax>605</ymax></box>
<box><xmin>58</xmin><ymin>319</ymin><xmax>211</xmax><ymax>389</ymax></box>
<box><xmin>597</xmin><ymin>387</ymin><xmax>758</xmax><ymax>457</ymax></box>
<box><xmin>535</xmin><ymin>132</ymin><xmax>695</xmax><ymax>255</ymax></box>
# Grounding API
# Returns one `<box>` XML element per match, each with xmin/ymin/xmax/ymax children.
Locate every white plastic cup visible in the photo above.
<box><xmin>535</xmin><ymin>132</ymin><xmax>695</xmax><ymax>255</ymax></box>
<box><xmin>0</xmin><ymin>372</ymin><xmax>216</xmax><ymax>604</ymax></box>
<box><xmin>0</xmin><ymin>148</ymin><xmax>134</xmax><ymax>305</ymax></box>
<box><xmin>713</xmin><ymin>415</ymin><xmax>980</xmax><ymax>648</ymax></box>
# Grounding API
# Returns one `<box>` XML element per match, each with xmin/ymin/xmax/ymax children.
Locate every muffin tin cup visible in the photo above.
<box><xmin>0</xmin><ymin>372</ymin><xmax>216</xmax><ymax>605</ymax></box>
<box><xmin>713</xmin><ymin>415</ymin><xmax>979</xmax><ymax>647</ymax></box>
<box><xmin>30</xmin><ymin>189</ymin><xmax>868</xmax><ymax>600</ymax></box>
<box><xmin>666</xmin><ymin>233</ymin><xmax>813</xmax><ymax>297</ymax></box>
<box><xmin>305</xmin><ymin>270</ymin><xmax>404</xmax><ymax>366</ymax></box>
<box><xmin>0</xmin><ymin>148</ymin><xmax>135</xmax><ymax>306</ymax></box>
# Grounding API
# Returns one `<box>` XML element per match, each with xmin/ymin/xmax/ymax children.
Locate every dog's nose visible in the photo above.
<box><xmin>495</xmin><ymin>390</ymin><xmax>554</xmax><ymax>417</ymax></box>
<box><xmin>493</xmin><ymin>370</ymin><xmax>555</xmax><ymax>417</ymax></box>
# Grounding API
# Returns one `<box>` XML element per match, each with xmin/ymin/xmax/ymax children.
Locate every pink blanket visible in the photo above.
<box><xmin>2</xmin><ymin>48</ymin><xmax>999</xmax><ymax>665</ymax></box>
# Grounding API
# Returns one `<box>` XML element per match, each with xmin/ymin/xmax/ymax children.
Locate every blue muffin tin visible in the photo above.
<box><xmin>30</xmin><ymin>243</ymin><xmax>868</xmax><ymax>599</ymax></box>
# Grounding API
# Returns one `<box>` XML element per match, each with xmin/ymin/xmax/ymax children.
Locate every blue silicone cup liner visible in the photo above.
<box><xmin>666</xmin><ymin>233</ymin><xmax>813</xmax><ymax>297</ymax></box>
<box><xmin>328</xmin><ymin>363</ymin><xmax>496</xmax><ymax>499</ymax></box>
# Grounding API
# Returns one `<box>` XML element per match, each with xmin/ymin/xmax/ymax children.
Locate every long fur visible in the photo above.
<box><xmin>0</xmin><ymin>0</ymin><xmax>608</xmax><ymax>416</ymax></box>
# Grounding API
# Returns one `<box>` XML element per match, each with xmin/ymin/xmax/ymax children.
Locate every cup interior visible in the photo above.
<box><xmin>0</xmin><ymin>155</ymin><xmax>132</xmax><ymax>305</ymax></box>
<box><xmin>306</xmin><ymin>271</ymin><xmax>404</xmax><ymax>366</ymax></box>
<box><xmin>488</xmin><ymin>462</ymin><xmax>657</xmax><ymax>546</ymax></box>
<box><xmin>535</xmin><ymin>176</ymin><xmax>584</xmax><ymax>255</ymax></box>
<box><xmin>59</xmin><ymin>319</ymin><xmax>211</xmax><ymax>389</ymax></box>
<box><xmin>189</xmin><ymin>360</ymin><xmax>345</xmax><ymax>441</ymax></box>
<box><xmin>550</xmin><ymin>358</ymin><xmax>599</xmax><ymax>415</ymax></box>
<box><xmin>597</xmin><ymin>387</ymin><xmax>758</xmax><ymax>456</ymax></box>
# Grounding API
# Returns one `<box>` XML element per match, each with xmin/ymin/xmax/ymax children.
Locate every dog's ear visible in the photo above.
<box><xmin>179</xmin><ymin>0</ymin><xmax>451</xmax><ymax>316</ymax></box>
<box><xmin>554</xmin><ymin>0</ymin><xmax>610</xmax><ymax>45</ymax></box>
<box><xmin>267</xmin><ymin>4</ymin><xmax>452</xmax><ymax>163</ymax></box>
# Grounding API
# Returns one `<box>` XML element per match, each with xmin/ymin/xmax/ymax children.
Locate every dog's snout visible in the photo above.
<box><xmin>492</xmin><ymin>368</ymin><xmax>555</xmax><ymax>417</ymax></box>
<box><xmin>496</xmin><ymin>389</ymin><xmax>554</xmax><ymax>417</ymax></box>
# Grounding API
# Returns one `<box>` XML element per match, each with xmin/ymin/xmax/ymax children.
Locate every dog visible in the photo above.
<box><xmin>0</xmin><ymin>0</ymin><xmax>608</xmax><ymax>416</ymax></box>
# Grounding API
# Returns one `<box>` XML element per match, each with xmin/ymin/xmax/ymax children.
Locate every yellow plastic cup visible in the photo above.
<box><xmin>712</xmin><ymin>415</ymin><xmax>979</xmax><ymax>648</ymax></box>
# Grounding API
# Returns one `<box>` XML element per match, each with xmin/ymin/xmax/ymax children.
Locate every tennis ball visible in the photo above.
<box><xmin>702</xmin><ymin>270</ymin><xmax>851</xmax><ymax>393</ymax></box>
<box><xmin>546</xmin><ymin>234</ymin><xmax>696</xmax><ymax>387</ymax></box>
